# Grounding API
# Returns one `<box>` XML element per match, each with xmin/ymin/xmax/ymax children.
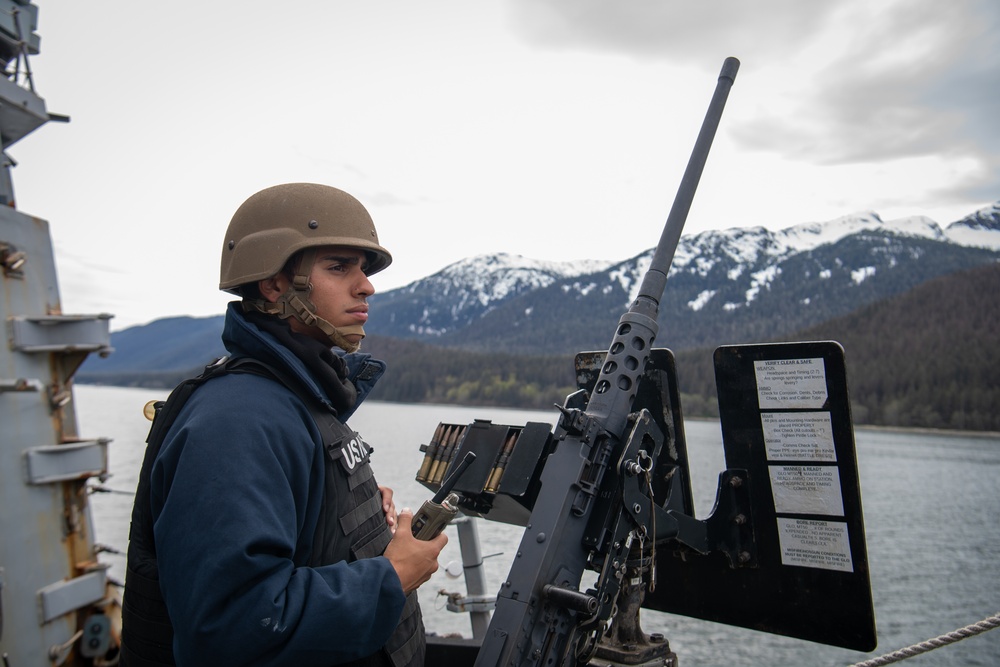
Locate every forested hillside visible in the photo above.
<box><xmin>791</xmin><ymin>261</ymin><xmax>999</xmax><ymax>431</ymax></box>
<box><xmin>362</xmin><ymin>336</ymin><xmax>577</xmax><ymax>410</ymax></box>
<box><xmin>669</xmin><ymin>262</ymin><xmax>1000</xmax><ymax>431</ymax></box>
<box><xmin>367</xmin><ymin>262</ymin><xmax>1000</xmax><ymax>431</ymax></box>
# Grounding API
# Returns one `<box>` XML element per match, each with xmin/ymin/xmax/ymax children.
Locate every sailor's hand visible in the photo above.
<box><xmin>379</xmin><ymin>485</ymin><xmax>397</xmax><ymax>533</ymax></box>
<box><xmin>384</xmin><ymin>508</ymin><xmax>447</xmax><ymax>594</ymax></box>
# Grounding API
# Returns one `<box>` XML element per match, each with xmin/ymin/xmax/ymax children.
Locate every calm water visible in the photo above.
<box><xmin>77</xmin><ymin>385</ymin><xmax>1000</xmax><ymax>666</ymax></box>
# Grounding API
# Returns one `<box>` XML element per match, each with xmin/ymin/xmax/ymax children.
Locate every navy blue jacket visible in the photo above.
<box><xmin>150</xmin><ymin>303</ymin><xmax>402</xmax><ymax>665</ymax></box>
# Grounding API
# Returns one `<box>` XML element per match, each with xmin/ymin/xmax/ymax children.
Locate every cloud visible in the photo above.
<box><xmin>747</xmin><ymin>0</ymin><xmax>998</xmax><ymax>159</ymax></box>
<box><xmin>505</xmin><ymin>0</ymin><xmax>999</xmax><ymax>210</ymax></box>
<box><xmin>506</xmin><ymin>0</ymin><xmax>838</xmax><ymax>64</ymax></box>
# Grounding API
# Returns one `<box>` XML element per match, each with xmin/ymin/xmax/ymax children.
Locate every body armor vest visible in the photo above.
<box><xmin>120</xmin><ymin>357</ymin><xmax>424</xmax><ymax>667</ymax></box>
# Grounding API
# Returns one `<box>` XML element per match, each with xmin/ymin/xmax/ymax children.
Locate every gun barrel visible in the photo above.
<box><xmin>585</xmin><ymin>57</ymin><xmax>740</xmax><ymax>436</ymax></box>
<box><xmin>637</xmin><ymin>56</ymin><xmax>740</xmax><ymax>308</ymax></box>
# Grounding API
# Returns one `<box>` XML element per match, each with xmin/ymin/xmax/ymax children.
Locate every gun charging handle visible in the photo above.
<box><xmin>411</xmin><ymin>451</ymin><xmax>476</xmax><ymax>540</ymax></box>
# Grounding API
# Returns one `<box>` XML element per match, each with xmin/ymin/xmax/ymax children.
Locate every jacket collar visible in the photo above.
<box><xmin>221</xmin><ymin>302</ymin><xmax>385</xmax><ymax>421</ymax></box>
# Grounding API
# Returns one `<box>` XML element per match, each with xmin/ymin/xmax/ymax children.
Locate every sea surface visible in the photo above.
<box><xmin>77</xmin><ymin>385</ymin><xmax>1000</xmax><ymax>667</ymax></box>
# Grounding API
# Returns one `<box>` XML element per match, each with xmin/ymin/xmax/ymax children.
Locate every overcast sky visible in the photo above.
<box><xmin>11</xmin><ymin>0</ymin><xmax>999</xmax><ymax>330</ymax></box>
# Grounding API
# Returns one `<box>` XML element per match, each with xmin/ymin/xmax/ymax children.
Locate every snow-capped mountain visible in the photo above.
<box><xmin>368</xmin><ymin>202</ymin><xmax>1000</xmax><ymax>354</ymax></box>
<box><xmin>82</xmin><ymin>200</ymin><xmax>1000</xmax><ymax>376</ymax></box>
<box><xmin>942</xmin><ymin>201</ymin><xmax>1000</xmax><ymax>249</ymax></box>
<box><xmin>374</xmin><ymin>252</ymin><xmax>614</xmax><ymax>335</ymax></box>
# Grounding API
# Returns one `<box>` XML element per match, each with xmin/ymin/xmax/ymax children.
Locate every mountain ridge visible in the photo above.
<box><xmin>79</xmin><ymin>200</ymin><xmax>999</xmax><ymax>374</ymax></box>
<box><xmin>366</xmin><ymin>201</ymin><xmax>999</xmax><ymax>354</ymax></box>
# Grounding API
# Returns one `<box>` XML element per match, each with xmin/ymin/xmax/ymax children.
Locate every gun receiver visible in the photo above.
<box><xmin>472</xmin><ymin>57</ymin><xmax>740</xmax><ymax>667</ymax></box>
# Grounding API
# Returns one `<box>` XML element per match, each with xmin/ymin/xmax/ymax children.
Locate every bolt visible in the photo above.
<box><xmin>729</xmin><ymin>475</ymin><xmax>743</xmax><ymax>488</ymax></box>
<box><xmin>739</xmin><ymin>551</ymin><xmax>751</xmax><ymax>564</ymax></box>
<box><xmin>734</xmin><ymin>513</ymin><xmax>746</xmax><ymax>525</ymax></box>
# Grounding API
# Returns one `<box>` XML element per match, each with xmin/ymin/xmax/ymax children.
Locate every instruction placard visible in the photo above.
<box><xmin>768</xmin><ymin>465</ymin><xmax>844</xmax><ymax>516</ymax></box>
<box><xmin>754</xmin><ymin>357</ymin><xmax>828</xmax><ymax>409</ymax></box>
<box><xmin>761</xmin><ymin>412</ymin><xmax>836</xmax><ymax>462</ymax></box>
<box><xmin>777</xmin><ymin>517</ymin><xmax>854</xmax><ymax>572</ymax></box>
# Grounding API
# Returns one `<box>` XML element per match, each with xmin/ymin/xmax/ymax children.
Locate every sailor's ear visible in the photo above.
<box><xmin>258</xmin><ymin>274</ymin><xmax>289</xmax><ymax>303</ymax></box>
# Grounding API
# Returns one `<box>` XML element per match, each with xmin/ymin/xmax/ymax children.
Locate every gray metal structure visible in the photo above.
<box><xmin>0</xmin><ymin>1</ymin><xmax>120</xmax><ymax>664</ymax></box>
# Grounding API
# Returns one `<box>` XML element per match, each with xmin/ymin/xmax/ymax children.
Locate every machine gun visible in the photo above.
<box><xmin>417</xmin><ymin>57</ymin><xmax>876</xmax><ymax>666</ymax></box>
<box><xmin>417</xmin><ymin>57</ymin><xmax>740</xmax><ymax>666</ymax></box>
<box><xmin>471</xmin><ymin>57</ymin><xmax>739</xmax><ymax>667</ymax></box>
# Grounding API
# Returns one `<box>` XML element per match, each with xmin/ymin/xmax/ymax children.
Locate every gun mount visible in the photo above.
<box><xmin>416</xmin><ymin>58</ymin><xmax>876</xmax><ymax>667</ymax></box>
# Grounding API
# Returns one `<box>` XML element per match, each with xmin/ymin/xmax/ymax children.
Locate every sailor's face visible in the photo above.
<box><xmin>262</xmin><ymin>245</ymin><xmax>375</xmax><ymax>346</ymax></box>
<box><xmin>301</xmin><ymin>246</ymin><xmax>375</xmax><ymax>345</ymax></box>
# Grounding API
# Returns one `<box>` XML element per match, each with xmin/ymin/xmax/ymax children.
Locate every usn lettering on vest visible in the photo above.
<box><xmin>338</xmin><ymin>432</ymin><xmax>372</xmax><ymax>475</ymax></box>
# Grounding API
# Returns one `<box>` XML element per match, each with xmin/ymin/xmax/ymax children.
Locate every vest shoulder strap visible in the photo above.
<box><xmin>146</xmin><ymin>355</ymin><xmax>339</xmax><ymax>449</ymax></box>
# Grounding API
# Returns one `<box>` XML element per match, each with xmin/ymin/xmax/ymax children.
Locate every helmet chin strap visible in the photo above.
<box><xmin>245</xmin><ymin>248</ymin><xmax>365</xmax><ymax>353</ymax></box>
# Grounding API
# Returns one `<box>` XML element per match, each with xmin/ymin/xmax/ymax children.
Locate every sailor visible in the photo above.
<box><xmin>120</xmin><ymin>183</ymin><xmax>447</xmax><ymax>666</ymax></box>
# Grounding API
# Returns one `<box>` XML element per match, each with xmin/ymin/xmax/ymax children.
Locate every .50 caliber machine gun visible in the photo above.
<box><xmin>416</xmin><ymin>57</ymin><xmax>876</xmax><ymax>667</ymax></box>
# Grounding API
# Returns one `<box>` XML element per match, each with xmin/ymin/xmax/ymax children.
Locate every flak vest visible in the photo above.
<box><xmin>120</xmin><ymin>357</ymin><xmax>424</xmax><ymax>667</ymax></box>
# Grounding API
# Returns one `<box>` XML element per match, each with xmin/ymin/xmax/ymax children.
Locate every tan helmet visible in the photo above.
<box><xmin>219</xmin><ymin>182</ymin><xmax>391</xmax><ymax>293</ymax></box>
<box><xmin>219</xmin><ymin>183</ymin><xmax>392</xmax><ymax>352</ymax></box>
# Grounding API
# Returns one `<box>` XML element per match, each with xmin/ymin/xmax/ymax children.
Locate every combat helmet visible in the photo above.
<box><xmin>220</xmin><ymin>183</ymin><xmax>392</xmax><ymax>351</ymax></box>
